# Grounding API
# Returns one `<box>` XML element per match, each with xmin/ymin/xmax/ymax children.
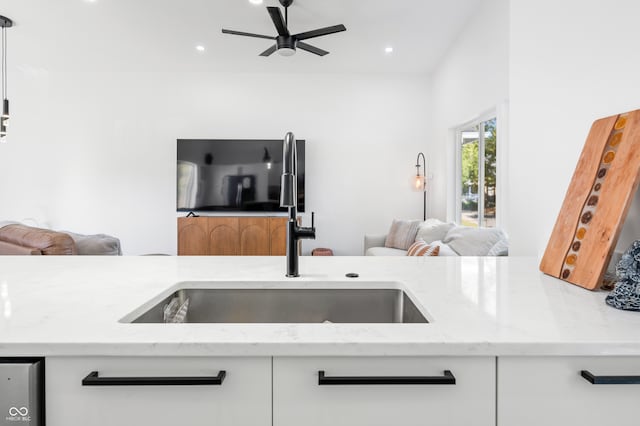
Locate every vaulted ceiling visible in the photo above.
<box><xmin>4</xmin><ymin>0</ymin><xmax>484</xmax><ymax>73</ymax></box>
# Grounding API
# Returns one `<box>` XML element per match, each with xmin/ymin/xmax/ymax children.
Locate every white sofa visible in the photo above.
<box><xmin>364</xmin><ymin>219</ymin><xmax>508</xmax><ymax>256</ymax></box>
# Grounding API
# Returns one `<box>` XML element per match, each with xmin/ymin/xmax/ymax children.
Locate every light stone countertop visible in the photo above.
<box><xmin>0</xmin><ymin>255</ymin><xmax>638</xmax><ymax>357</ymax></box>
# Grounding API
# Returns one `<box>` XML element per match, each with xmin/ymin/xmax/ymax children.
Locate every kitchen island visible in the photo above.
<box><xmin>1</xmin><ymin>256</ymin><xmax>639</xmax><ymax>426</ymax></box>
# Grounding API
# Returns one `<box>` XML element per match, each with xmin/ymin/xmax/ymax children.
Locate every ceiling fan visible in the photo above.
<box><xmin>221</xmin><ymin>0</ymin><xmax>346</xmax><ymax>57</ymax></box>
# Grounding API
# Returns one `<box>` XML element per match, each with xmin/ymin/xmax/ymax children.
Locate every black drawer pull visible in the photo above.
<box><xmin>318</xmin><ymin>370</ymin><xmax>455</xmax><ymax>385</ymax></box>
<box><xmin>581</xmin><ymin>370</ymin><xmax>640</xmax><ymax>385</ymax></box>
<box><xmin>82</xmin><ymin>370</ymin><xmax>226</xmax><ymax>386</ymax></box>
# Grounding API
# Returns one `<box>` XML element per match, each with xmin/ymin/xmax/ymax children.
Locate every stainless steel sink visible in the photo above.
<box><xmin>127</xmin><ymin>287</ymin><xmax>428</xmax><ymax>324</ymax></box>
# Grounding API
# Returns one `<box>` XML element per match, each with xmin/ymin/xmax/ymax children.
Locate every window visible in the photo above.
<box><xmin>457</xmin><ymin>117</ymin><xmax>497</xmax><ymax>228</ymax></box>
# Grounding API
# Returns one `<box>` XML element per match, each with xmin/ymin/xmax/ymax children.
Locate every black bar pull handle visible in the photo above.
<box><xmin>581</xmin><ymin>370</ymin><xmax>640</xmax><ymax>385</ymax></box>
<box><xmin>318</xmin><ymin>370</ymin><xmax>455</xmax><ymax>386</ymax></box>
<box><xmin>82</xmin><ymin>370</ymin><xmax>226</xmax><ymax>386</ymax></box>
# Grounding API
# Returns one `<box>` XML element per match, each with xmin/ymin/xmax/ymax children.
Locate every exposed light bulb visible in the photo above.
<box><xmin>196</xmin><ymin>45</ymin><xmax>205</xmax><ymax>52</ymax></box>
<box><xmin>249</xmin><ymin>0</ymin><xmax>263</xmax><ymax>4</ymax></box>
<box><xmin>413</xmin><ymin>175</ymin><xmax>426</xmax><ymax>192</ymax></box>
<box><xmin>385</xmin><ymin>46</ymin><xmax>394</xmax><ymax>54</ymax></box>
<box><xmin>267</xmin><ymin>162</ymin><xmax>272</xmax><ymax>170</ymax></box>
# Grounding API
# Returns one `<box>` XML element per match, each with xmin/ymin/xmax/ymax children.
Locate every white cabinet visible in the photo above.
<box><xmin>498</xmin><ymin>356</ymin><xmax>640</xmax><ymax>426</ymax></box>
<box><xmin>46</xmin><ymin>356</ymin><xmax>271</xmax><ymax>426</ymax></box>
<box><xmin>51</xmin><ymin>354</ymin><xmax>640</xmax><ymax>426</ymax></box>
<box><xmin>273</xmin><ymin>356</ymin><xmax>495</xmax><ymax>426</ymax></box>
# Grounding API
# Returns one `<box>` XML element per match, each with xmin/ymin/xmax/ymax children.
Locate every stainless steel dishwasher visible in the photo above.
<box><xmin>0</xmin><ymin>358</ymin><xmax>44</xmax><ymax>426</ymax></box>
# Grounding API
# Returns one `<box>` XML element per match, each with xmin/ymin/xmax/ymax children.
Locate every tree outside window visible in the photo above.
<box><xmin>459</xmin><ymin>117</ymin><xmax>496</xmax><ymax>228</ymax></box>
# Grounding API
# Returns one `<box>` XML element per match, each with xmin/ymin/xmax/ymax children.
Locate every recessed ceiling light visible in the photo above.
<box><xmin>249</xmin><ymin>0</ymin><xmax>263</xmax><ymax>4</ymax></box>
<box><xmin>196</xmin><ymin>45</ymin><xmax>206</xmax><ymax>52</ymax></box>
<box><xmin>385</xmin><ymin>46</ymin><xmax>394</xmax><ymax>54</ymax></box>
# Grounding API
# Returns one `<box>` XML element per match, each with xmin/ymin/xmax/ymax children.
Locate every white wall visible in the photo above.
<box><xmin>508</xmin><ymin>0</ymin><xmax>640</xmax><ymax>256</ymax></box>
<box><xmin>429</xmin><ymin>0</ymin><xmax>509</xmax><ymax>222</ymax></box>
<box><xmin>0</xmin><ymin>70</ymin><xmax>430</xmax><ymax>255</ymax></box>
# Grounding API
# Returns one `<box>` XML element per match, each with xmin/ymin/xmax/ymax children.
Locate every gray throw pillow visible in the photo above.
<box><xmin>443</xmin><ymin>226</ymin><xmax>507</xmax><ymax>256</ymax></box>
<box><xmin>384</xmin><ymin>219</ymin><xmax>421</xmax><ymax>250</ymax></box>
<box><xmin>63</xmin><ymin>231</ymin><xmax>122</xmax><ymax>255</ymax></box>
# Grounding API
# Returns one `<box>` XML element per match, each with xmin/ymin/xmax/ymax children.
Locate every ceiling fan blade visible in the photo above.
<box><xmin>297</xmin><ymin>41</ymin><xmax>329</xmax><ymax>56</ymax></box>
<box><xmin>260</xmin><ymin>44</ymin><xmax>278</xmax><ymax>57</ymax></box>
<box><xmin>293</xmin><ymin>24</ymin><xmax>346</xmax><ymax>41</ymax></box>
<box><xmin>267</xmin><ymin>7</ymin><xmax>290</xmax><ymax>36</ymax></box>
<box><xmin>222</xmin><ymin>29</ymin><xmax>275</xmax><ymax>40</ymax></box>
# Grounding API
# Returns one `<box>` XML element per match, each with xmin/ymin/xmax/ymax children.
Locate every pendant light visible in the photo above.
<box><xmin>0</xmin><ymin>15</ymin><xmax>13</xmax><ymax>144</ymax></box>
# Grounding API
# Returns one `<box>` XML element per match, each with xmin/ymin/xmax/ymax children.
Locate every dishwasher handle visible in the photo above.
<box><xmin>82</xmin><ymin>370</ymin><xmax>226</xmax><ymax>386</ymax></box>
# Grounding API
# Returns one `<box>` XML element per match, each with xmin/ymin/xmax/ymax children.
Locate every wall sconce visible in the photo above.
<box><xmin>262</xmin><ymin>147</ymin><xmax>272</xmax><ymax>169</ymax></box>
<box><xmin>0</xmin><ymin>15</ymin><xmax>13</xmax><ymax>144</ymax></box>
<box><xmin>413</xmin><ymin>152</ymin><xmax>427</xmax><ymax>220</ymax></box>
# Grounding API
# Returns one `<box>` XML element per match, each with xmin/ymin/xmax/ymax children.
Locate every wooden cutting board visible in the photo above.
<box><xmin>540</xmin><ymin>109</ymin><xmax>640</xmax><ymax>290</ymax></box>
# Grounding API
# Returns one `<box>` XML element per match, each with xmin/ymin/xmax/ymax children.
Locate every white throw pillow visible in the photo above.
<box><xmin>487</xmin><ymin>238</ymin><xmax>509</xmax><ymax>256</ymax></box>
<box><xmin>415</xmin><ymin>221</ymin><xmax>455</xmax><ymax>244</ymax></box>
<box><xmin>421</xmin><ymin>218</ymin><xmax>445</xmax><ymax>228</ymax></box>
<box><xmin>443</xmin><ymin>226</ymin><xmax>507</xmax><ymax>256</ymax></box>
<box><xmin>429</xmin><ymin>240</ymin><xmax>459</xmax><ymax>257</ymax></box>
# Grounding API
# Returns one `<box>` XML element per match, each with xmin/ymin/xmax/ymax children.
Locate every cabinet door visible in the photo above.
<box><xmin>274</xmin><ymin>356</ymin><xmax>495</xmax><ymax>426</ymax></box>
<box><xmin>269</xmin><ymin>217</ymin><xmax>288</xmax><ymax>256</ymax></box>
<box><xmin>239</xmin><ymin>217</ymin><xmax>270</xmax><ymax>255</ymax></box>
<box><xmin>177</xmin><ymin>218</ymin><xmax>209</xmax><ymax>255</ymax></box>
<box><xmin>46</xmin><ymin>357</ymin><xmax>271</xmax><ymax>426</ymax></box>
<box><xmin>499</xmin><ymin>356</ymin><xmax>640</xmax><ymax>426</ymax></box>
<box><xmin>208</xmin><ymin>217</ymin><xmax>239</xmax><ymax>255</ymax></box>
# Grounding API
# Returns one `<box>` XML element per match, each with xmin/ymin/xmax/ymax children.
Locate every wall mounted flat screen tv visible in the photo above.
<box><xmin>177</xmin><ymin>139</ymin><xmax>305</xmax><ymax>213</ymax></box>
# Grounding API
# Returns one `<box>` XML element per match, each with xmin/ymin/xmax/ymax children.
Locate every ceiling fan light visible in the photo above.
<box><xmin>278</xmin><ymin>47</ymin><xmax>296</xmax><ymax>57</ymax></box>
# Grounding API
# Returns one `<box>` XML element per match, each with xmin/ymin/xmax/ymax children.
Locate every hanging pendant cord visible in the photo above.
<box><xmin>2</xmin><ymin>26</ymin><xmax>6</xmax><ymax>101</ymax></box>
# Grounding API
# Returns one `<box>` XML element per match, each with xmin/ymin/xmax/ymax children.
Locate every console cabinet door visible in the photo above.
<box><xmin>498</xmin><ymin>356</ymin><xmax>640</xmax><ymax>426</ymax></box>
<box><xmin>177</xmin><ymin>217</ymin><xmax>209</xmax><ymax>255</ymax></box>
<box><xmin>46</xmin><ymin>357</ymin><xmax>271</xmax><ymax>426</ymax></box>
<box><xmin>239</xmin><ymin>217</ymin><xmax>270</xmax><ymax>255</ymax></box>
<box><xmin>208</xmin><ymin>217</ymin><xmax>240</xmax><ymax>255</ymax></box>
<box><xmin>273</xmin><ymin>356</ymin><xmax>495</xmax><ymax>426</ymax></box>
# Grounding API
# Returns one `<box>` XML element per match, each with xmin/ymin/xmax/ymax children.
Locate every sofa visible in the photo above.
<box><xmin>0</xmin><ymin>222</ymin><xmax>122</xmax><ymax>255</ymax></box>
<box><xmin>364</xmin><ymin>218</ymin><xmax>508</xmax><ymax>256</ymax></box>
